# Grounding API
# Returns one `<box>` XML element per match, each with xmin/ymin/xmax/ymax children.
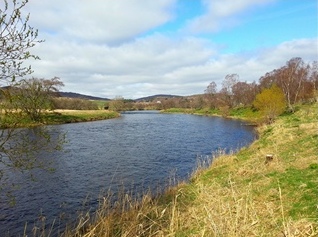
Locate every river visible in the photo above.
<box><xmin>0</xmin><ymin>111</ymin><xmax>256</xmax><ymax>236</ymax></box>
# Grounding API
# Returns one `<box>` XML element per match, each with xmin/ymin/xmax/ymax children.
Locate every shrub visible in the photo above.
<box><xmin>253</xmin><ymin>84</ymin><xmax>286</xmax><ymax>123</ymax></box>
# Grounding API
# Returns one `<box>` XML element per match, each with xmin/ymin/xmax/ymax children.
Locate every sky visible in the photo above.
<box><xmin>17</xmin><ymin>0</ymin><xmax>318</xmax><ymax>99</ymax></box>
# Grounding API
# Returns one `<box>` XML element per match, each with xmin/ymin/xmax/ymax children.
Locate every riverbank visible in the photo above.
<box><xmin>162</xmin><ymin>106</ymin><xmax>261</xmax><ymax>124</ymax></box>
<box><xmin>47</xmin><ymin>110</ymin><xmax>120</xmax><ymax>124</ymax></box>
<box><xmin>64</xmin><ymin>103</ymin><xmax>317</xmax><ymax>236</ymax></box>
<box><xmin>0</xmin><ymin>110</ymin><xmax>120</xmax><ymax>128</ymax></box>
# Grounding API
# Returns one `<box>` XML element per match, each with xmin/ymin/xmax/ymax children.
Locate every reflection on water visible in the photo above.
<box><xmin>0</xmin><ymin>111</ymin><xmax>256</xmax><ymax>236</ymax></box>
<box><xmin>0</xmin><ymin>126</ymin><xmax>65</xmax><ymax>192</ymax></box>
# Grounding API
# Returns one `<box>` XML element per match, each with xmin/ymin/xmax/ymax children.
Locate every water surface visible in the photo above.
<box><xmin>0</xmin><ymin>111</ymin><xmax>256</xmax><ymax>236</ymax></box>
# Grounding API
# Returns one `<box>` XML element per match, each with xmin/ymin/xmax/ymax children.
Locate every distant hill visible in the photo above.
<box><xmin>0</xmin><ymin>87</ymin><xmax>110</xmax><ymax>101</ymax></box>
<box><xmin>58</xmin><ymin>93</ymin><xmax>183</xmax><ymax>102</ymax></box>
<box><xmin>57</xmin><ymin>92</ymin><xmax>110</xmax><ymax>101</ymax></box>
<box><xmin>2</xmin><ymin>86</ymin><xmax>184</xmax><ymax>102</ymax></box>
<box><xmin>134</xmin><ymin>94</ymin><xmax>182</xmax><ymax>102</ymax></box>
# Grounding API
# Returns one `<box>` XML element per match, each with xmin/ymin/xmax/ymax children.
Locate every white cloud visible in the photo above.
<box><xmin>28</xmin><ymin>34</ymin><xmax>217</xmax><ymax>98</ymax></box>
<box><xmin>28</xmin><ymin>33</ymin><xmax>317</xmax><ymax>99</ymax></box>
<box><xmin>18</xmin><ymin>1</ymin><xmax>316</xmax><ymax>99</ymax></box>
<box><xmin>25</xmin><ymin>0</ymin><xmax>177</xmax><ymax>44</ymax></box>
<box><xmin>31</xmin><ymin>34</ymin><xmax>215</xmax><ymax>75</ymax></box>
<box><xmin>258</xmin><ymin>38</ymin><xmax>318</xmax><ymax>65</ymax></box>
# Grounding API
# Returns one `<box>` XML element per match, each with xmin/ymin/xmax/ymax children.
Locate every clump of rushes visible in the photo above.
<box><xmin>53</xmin><ymin>103</ymin><xmax>318</xmax><ymax>236</ymax></box>
<box><xmin>62</xmin><ymin>187</ymin><xmax>186</xmax><ymax>237</ymax></box>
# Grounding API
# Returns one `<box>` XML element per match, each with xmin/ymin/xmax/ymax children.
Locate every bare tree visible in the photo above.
<box><xmin>0</xmin><ymin>0</ymin><xmax>42</xmax><ymax>82</ymax></box>
<box><xmin>109</xmin><ymin>96</ymin><xmax>125</xmax><ymax>111</ymax></box>
<box><xmin>277</xmin><ymin>58</ymin><xmax>307</xmax><ymax>111</ymax></box>
<box><xmin>8</xmin><ymin>77</ymin><xmax>64</xmax><ymax>121</ymax></box>
<box><xmin>309</xmin><ymin>61</ymin><xmax>318</xmax><ymax>100</ymax></box>
<box><xmin>259</xmin><ymin>70</ymin><xmax>277</xmax><ymax>89</ymax></box>
<box><xmin>259</xmin><ymin>57</ymin><xmax>314</xmax><ymax>112</ymax></box>
<box><xmin>205</xmin><ymin>81</ymin><xmax>217</xmax><ymax>95</ymax></box>
<box><xmin>232</xmin><ymin>81</ymin><xmax>259</xmax><ymax>106</ymax></box>
<box><xmin>204</xmin><ymin>81</ymin><xmax>218</xmax><ymax>109</ymax></box>
<box><xmin>52</xmin><ymin>97</ymin><xmax>99</xmax><ymax>110</ymax></box>
<box><xmin>220</xmin><ymin>74</ymin><xmax>239</xmax><ymax>107</ymax></box>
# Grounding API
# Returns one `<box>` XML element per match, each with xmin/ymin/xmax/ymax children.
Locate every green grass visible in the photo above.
<box><xmin>162</xmin><ymin>108</ymin><xmax>196</xmax><ymax>113</ymax></box>
<box><xmin>263</xmin><ymin>165</ymin><xmax>317</xmax><ymax>219</ymax></box>
<box><xmin>163</xmin><ymin>106</ymin><xmax>262</xmax><ymax>124</ymax></box>
<box><xmin>229</xmin><ymin>106</ymin><xmax>257</xmax><ymax>117</ymax></box>
<box><xmin>0</xmin><ymin>110</ymin><xmax>120</xmax><ymax>128</ymax></box>
<box><xmin>0</xmin><ymin>112</ymin><xmax>35</xmax><ymax>128</ymax></box>
<box><xmin>43</xmin><ymin>110</ymin><xmax>120</xmax><ymax>124</ymax></box>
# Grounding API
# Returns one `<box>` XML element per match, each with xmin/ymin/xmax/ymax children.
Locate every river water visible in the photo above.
<box><xmin>0</xmin><ymin>111</ymin><xmax>256</xmax><ymax>236</ymax></box>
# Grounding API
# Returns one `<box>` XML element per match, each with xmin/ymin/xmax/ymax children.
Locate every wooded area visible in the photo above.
<box><xmin>124</xmin><ymin>57</ymin><xmax>317</xmax><ymax>123</ymax></box>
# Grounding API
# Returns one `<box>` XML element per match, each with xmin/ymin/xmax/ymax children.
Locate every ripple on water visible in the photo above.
<box><xmin>0</xmin><ymin>111</ymin><xmax>256</xmax><ymax>236</ymax></box>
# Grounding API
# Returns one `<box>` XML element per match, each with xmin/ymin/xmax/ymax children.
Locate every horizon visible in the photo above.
<box><xmin>21</xmin><ymin>0</ymin><xmax>317</xmax><ymax>99</ymax></box>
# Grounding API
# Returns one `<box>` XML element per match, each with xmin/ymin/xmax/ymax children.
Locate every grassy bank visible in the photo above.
<box><xmin>163</xmin><ymin>106</ymin><xmax>261</xmax><ymax>123</ymax></box>
<box><xmin>62</xmin><ymin>103</ymin><xmax>317</xmax><ymax>237</ymax></box>
<box><xmin>0</xmin><ymin>110</ymin><xmax>120</xmax><ymax>128</ymax></box>
<box><xmin>45</xmin><ymin>110</ymin><xmax>120</xmax><ymax>124</ymax></box>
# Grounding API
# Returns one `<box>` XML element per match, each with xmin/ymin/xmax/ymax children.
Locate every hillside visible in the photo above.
<box><xmin>57</xmin><ymin>92</ymin><xmax>110</xmax><ymax>101</ymax></box>
<box><xmin>57</xmin><ymin>92</ymin><xmax>184</xmax><ymax>102</ymax></box>
<box><xmin>134</xmin><ymin>94</ymin><xmax>182</xmax><ymax>102</ymax></box>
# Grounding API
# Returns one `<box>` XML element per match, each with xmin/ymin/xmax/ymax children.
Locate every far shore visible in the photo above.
<box><xmin>0</xmin><ymin>109</ymin><xmax>121</xmax><ymax>129</ymax></box>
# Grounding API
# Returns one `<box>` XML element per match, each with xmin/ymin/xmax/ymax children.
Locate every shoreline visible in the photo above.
<box><xmin>0</xmin><ymin>109</ymin><xmax>121</xmax><ymax>128</ymax></box>
<box><xmin>161</xmin><ymin>107</ymin><xmax>260</xmax><ymax>125</ymax></box>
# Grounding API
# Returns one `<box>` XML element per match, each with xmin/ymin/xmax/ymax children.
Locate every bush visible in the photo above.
<box><xmin>253</xmin><ymin>84</ymin><xmax>286</xmax><ymax>123</ymax></box>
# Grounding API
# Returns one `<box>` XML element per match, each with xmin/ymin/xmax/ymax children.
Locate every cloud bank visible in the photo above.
<box><xmin>22</xmin><ymin>0</ymin><xmax>317</xmax><ymax>99</ymax></box>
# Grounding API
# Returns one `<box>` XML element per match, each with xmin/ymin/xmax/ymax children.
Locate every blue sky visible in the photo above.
<box><xmin>211</xmin><ymin>0</ymin><xmax>317</xmax><ymax>53</ymax></box>
<box><xmin>19</xmin><ymin>0</ymin><xmax>318</xmax><ymax>99</ymax></box>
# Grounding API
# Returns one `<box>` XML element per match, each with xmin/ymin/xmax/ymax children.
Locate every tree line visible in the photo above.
<box><xmin>128</xmin><ymin>57</ymin><xmax>316</xmax><ymax>123</ymax></box>
<box><xmin>203</xmin><ymin>57</ymin><xmax>317</xmax><ymax>121</ymax></box>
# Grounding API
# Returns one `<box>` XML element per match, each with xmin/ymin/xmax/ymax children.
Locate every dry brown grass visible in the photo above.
<box><xmin>55</xmin><ymin>109</ymin><xmax>109</xmax><ymax>114</ymax></box>
<box><xmin>62</xmin><ymin>188</ymin><xmax>184</xmax><ymax>237</ymax></box>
